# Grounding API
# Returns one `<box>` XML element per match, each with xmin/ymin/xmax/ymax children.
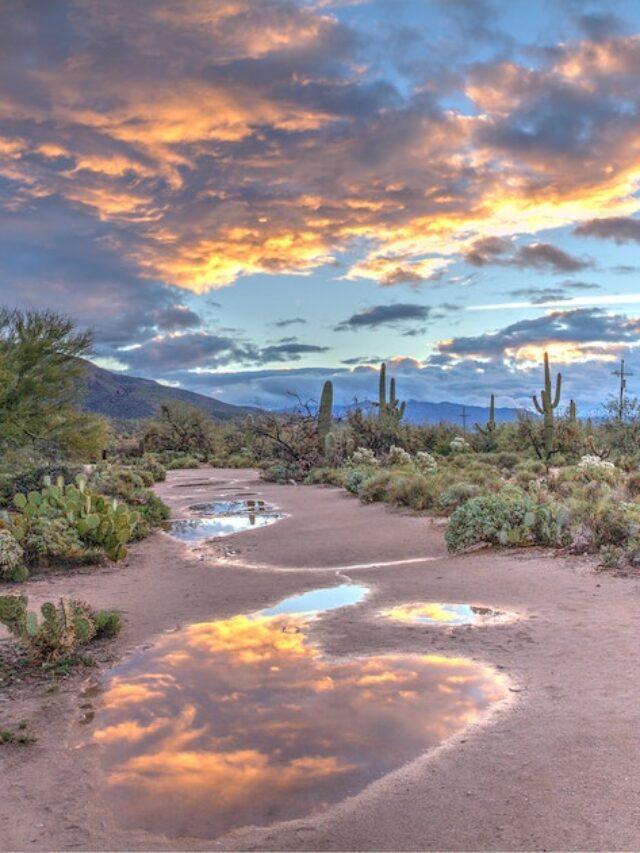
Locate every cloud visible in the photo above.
<box><xmin>434</xmin><ymin>307</ymin><xmax>640</xmax><ymax>364</ymax></box>
<box><xmin>256</xmin><ymin>342</ymin><xmax>330</xmax><ymax>362</ymax></box>
<box><xmin>2</xmin><ymin>1</ymin><xmax>640</xmax><ymax>299</ymax></box>
<box><xmin>113</xmin><ymin>332</ymin><xmax>330</xmax><ymax>374</ymax></box>
<box><xmin>272</xmin><ymin>317</ymin><xmax>307</xmax><ymax>328</ymax></box>
<box><xmin>335</xmin><ymin>303</ymin><xmax>431</xmax><ymax>331</ymax></box>
<box><xmin>153</xmin><ymin>305</ymin><xmax>202</xmax><ymax>331</ymax></box>
<box><xmin>465</xmin><ymin>238</ymin><xmax>591</xmax><ymax>272</ymax></box>
<box><xmin>575</xmin><ymin>216</ymin><xmax>640</xmax><ymax>243</ymax></box>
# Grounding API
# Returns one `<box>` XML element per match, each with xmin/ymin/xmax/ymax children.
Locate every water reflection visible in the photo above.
<box><xmin>93</xmin><ymin>595</ymin><xmax>508</xmax><ymax>838</ymax></box>
<box><xmin>380</xmin><ymin>602</ymin><xmax>513</xmax><ymax>626</ymax></box>
<box><xmin>260</xmin><ymin>583</ymin><xmax>369</xmax><ymax>617</ymax></box>
<box><xmin>169</xmin><ymin>498</ymin><xmax>283</xmax><ymax>542</ymax></box>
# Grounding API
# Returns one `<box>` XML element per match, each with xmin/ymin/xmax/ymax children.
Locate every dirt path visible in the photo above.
<box><xmin>2</xmin><ymin>467</ymin><xmax>640</xmax><ymax>851</ymax></box>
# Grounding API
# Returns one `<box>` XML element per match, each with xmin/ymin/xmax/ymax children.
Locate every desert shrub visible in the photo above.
<box><xmin>351</xmin><ymin>447</ymin><xmax>378</xmax><ymax>467</ymax></box>
<box><xmin>0</xmin><ymin>530</ymin><xmax>28</xmax><ymax>582</ymax></box>
<box><xmin>358</xmin><ymin>471</ymin><xmax>396</xmax><ymax>503</ymax></box>
<box><xmin>165</xmin><ymin>454</ymin><xmax>200</xmax><ymax>470</ymax></box>
<box><xmin>437</xmin><ymin>482</ymin><xmax>481</xmax><ymax>513</ymax></box>
<box><xmin>88</xmin><ymin>464</ymin><xmax>146</xmax><ymax>502</ymax></box>
<box><xmin>345</xmin><ymin>468</ymin><xmax>368</xmax><ymax>495</ymax></box>
<box><xmin>577</xmin><ymin>455</ymin><xmax>617</xmax><ymax>473</ymax></box>
<box><xmin>17</xmin><ymin>516</ymin><xmax>85</xmax><ymax>566</ymax></box>
<box><xmin>261</xmin><ymin>462</ymin><xmax>301</xmax><ymax>484</ymax></box>
<box><xmin>134</xmin><ymin>492</ymin><xmax>170</xmax><ymax>534</ymax></box>
<box><xmin>93</xmin><ymin>609</ymin><xmax>122</xmax><ymax>639</ymax></box>
<box><xmin>387</xmin><ymin>445</ymin><xmax>412</xmax><ymax>466</ymax></box>
<box><xmin>446</xmin><ymin>490</ymin><xmax>561</xmax><ymax>552</ymax></box>
<box><xmin>0</xmin><ymin>463</ymin><xmax>83</xmax><ymax>506</ymax></box>
<box><xmin>0</xmin><ymin>595</ymin><xmax>121</xmax><ymax>661</ymax></box>
<box><xmin>141</xmin><ymin>403</ymin><xmax>214</xmax><ymax>455</ymax></box>
<box><xmin>495</xmin><ymin>452</ymin><xmax>520</xmax><ymax>470</ymax></box>
<box><xmin>303</xmin><ymin>467</ymin><xmax>348</xmax><ymax>487</ymax></box>
<box><xmin>554</xmin><ymin>461</ymin><xmax>620</xmax><ymax>490</ymax></box>
<box><xmin>415</xmin><ymin>451</ymin><xmax>437</xmax><ymax>474</ymax></box>
<box><xmin>323</xmin><ymin>427</ymin><xmax>356</xmax><ymax>467</ymax></box>
<box><xmin>514</xmin><ymin>459</ymin><xmax>546</xmax><ymax>487</ymax></box>
<box><xmin>136</xmin><ymin>455</ymin><xmax>166</xmax><ymax>482</ymax></box>
<box><xmin>626</xmin><ymin>472</ymin><xmax>640</xmax><ymax>497</ymax></box>
<box><xmin>450</xmin><ymin>436</ymin><xmax>472</xmax><ymax>454</ymax></box>
<box><xmin>385</xmin><ymin>474</ymin><xmax>437</xmax><ymax>511</ymax></box>
<box><xmin>565</xmin><ymin>496</ymin><xmax>640</xmax><ymax>551</ymax></box>
<box><xmin>224</xmin><ymin>452</ymin><xmax>255</xmax><ymax>468</ymax></box>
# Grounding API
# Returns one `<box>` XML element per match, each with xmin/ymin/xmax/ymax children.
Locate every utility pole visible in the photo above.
<box><xmin>460</xmin><ymin>405</ymin><xmax>468</xmax><ymax>434</ymax></box>
<box><xmin>612</xmin><ymin>359</ymin><xmax>633</xmax><ymax>421</ymax></box>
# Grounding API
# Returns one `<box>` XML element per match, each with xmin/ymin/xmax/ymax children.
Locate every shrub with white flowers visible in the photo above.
<box><xmin>351</xmin><ymin>447</ymin><xmax>378</xmax><ymax>467</ymax></box>
<box><xmin>577</xmin><ymin>454</ymin><xmax>615</xmax><ymax>471</ymax></box>
<box><xmin>415</xmin><ymin>451</ymin><xmax>438</xmax><ymax>474</ymax></box>
<box><xmin>450</xmin><ymin>436</ymin><xmax>471</xmax><ymax>454</ymax></box>
<box><xmin>387</xmin><ymin>445</ymin><xmax>412</xmax><ymax>466</ymax></box>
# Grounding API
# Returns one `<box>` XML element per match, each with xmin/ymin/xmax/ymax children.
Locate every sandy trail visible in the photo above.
<box><xmin>1</xmin><ymin>468</ymin><xmax>640</xmax><ymax>851</ymax></box>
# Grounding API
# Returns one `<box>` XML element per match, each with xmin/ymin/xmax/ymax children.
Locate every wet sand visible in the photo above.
<box><xmin>2</xmin><ymin>467</ymin><xmax>640</xmax><ymax>851</ymax></box>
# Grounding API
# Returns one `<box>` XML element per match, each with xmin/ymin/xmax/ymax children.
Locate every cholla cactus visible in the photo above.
<box><xmin>578</xmin><ymin>455</ymin><xmax>616</xmax><ymax>471</ymax></box>
<box><xmin>415</xmin><ymin>451</ymin><xmax>438</xmax><ymax>474</ymax></box>
<box><xmin>0</xmin><ymin>530</ymin><xmax>28</xmax><ymax>582</ymax></box>
<box><xmin>387</xmin><ymin>445</ymin><xmax>412</xmax><ymax>466</ymax></box>
<box><xmin>351</xmin><ymin>447</ymin><xmax>378</xmax><ymax>466</ymax></box>
<box><xmin>450</xmin><ymin>436</ymin><xmax>471</xmax><ymax>454</ymax></box>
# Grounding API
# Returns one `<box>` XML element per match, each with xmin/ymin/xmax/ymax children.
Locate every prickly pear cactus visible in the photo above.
<box><xmin>10</xmin><ymin>475</ymin><xmax>139</xmax><ymax>563</ymax></box>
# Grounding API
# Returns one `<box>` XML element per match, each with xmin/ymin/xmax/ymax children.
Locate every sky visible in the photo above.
<box><xmin>2</xmin><ymin>0</ymin><xmax>640</xmax><ymax>413</ymax></box>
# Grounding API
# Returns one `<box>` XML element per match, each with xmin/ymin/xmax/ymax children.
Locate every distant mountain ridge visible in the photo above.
<box><xmin>335</xmin><ymin>399</ymin><xmax>524</xmax><ymax>426</ymax></box>
<box><xmin>80</xmin><ymin>360</ymin><xmax>258</xmax><ymax>421</ymax></box>
<box><xmin>80</xmin><ymin>359</ymin><xmax>525</xmax><ymax>426</ymax></box>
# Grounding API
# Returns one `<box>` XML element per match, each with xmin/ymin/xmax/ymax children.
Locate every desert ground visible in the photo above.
<box><xmin>2</xmin><ymin>467</ymin><xmax>640</xmax><ymax>851</ymax></box>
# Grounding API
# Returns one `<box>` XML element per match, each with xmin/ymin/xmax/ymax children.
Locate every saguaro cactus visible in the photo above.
<box><xmin>318</xmin><ymin>380</ymin><xmax>333</xmax><ymax>440</ymax></box>
<box><xmin>532</xmin><ymin>352</ymin><xmax>562</xmax><ymax>459</ymax></box>
<box><xmin>377</xmin><ymin>363</ymin><xmax>406</xmax><ymax>422</ymax></box>
<box><xmin>476</xmin><ymin>394</ymin><xmax>496</xmax><ymax>434</ymax></box>
<box><xmin>569</xmin><ymin>399</ymin><xmax>577</xmax><ymax>423</ymax></box>
<box><xmin>378</xmin><ymin>363</ymin><xmax>387</xmax><ymax>411</ymax></box>
<box><xmin>475</xmin><ymin>394</ymin><xmax>497</xmax><ymax>447</ymax></box>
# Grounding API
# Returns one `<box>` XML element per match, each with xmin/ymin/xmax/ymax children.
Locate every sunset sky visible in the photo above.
<box><xmin>3</xmin><ymin>0</ymin><xmax>640</xmax><ymax>411</ymax></box>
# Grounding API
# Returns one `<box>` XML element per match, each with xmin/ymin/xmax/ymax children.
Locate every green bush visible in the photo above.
<box><xmin>165</xmin><ymin>454</ymin><xmax>200</xmax><ymax>470</ymax></box>
<box><xmin>261</xmin><ymin>462</ymin><xmax>301</xmax><ymax>484</ymax></box>
<box><xmin>358</xmin><ymin>471</ymin><xmax>395</xmax><ymax>503</ymax></box>
<box><xmin>18</xmin><ymin>516</ymin><xmax>85</xmax><ymax>566</ymax></box>
<box><xmin>626</xmin><ymin>472</ymin><xmax>640</xmax><ymax>498</ymax></box>
<box><xmin>437</xmin><ymin>481</ymin><xmax>481</xmax><ymax>513</ymax></box>
<box><xmin>134</xmin><ymin>492</ymin><xmax>170</xmax><ymax>537</ymax></box>
<box><xmin>0</xmin><ymin>530</ymin><xmax>28</xmax><ymax>582</ymax></box>
<box><xmin>93</xmin><ymin>609</ymin><xmax>122</xmax><ymax>639</ymax></box>
<box><xmin>345</xmin><ymin>468</ymin><xmax>368</xmax><ymax>495</ymax></box>
<box><xmin>10</xmin><ymin>477</ymin><xmax>139</xmax><ymax>563</ymax></box>
<box><xmin>0</xmin><ymin>594</ymin><xmax>121</xmax><ymax>661</ymax></box>
<box><xmin>136</xmin><ymin>455</ymin><xmax>166</xmax><ymax>482</ymax></box>
<box><xmin>303</xmin><ymin>467</ymin><xmax>348</xmax><ymax>487</ymax></box>
<box><xmin>446</xmin><ymin>490</ymin><xmax>561</xmax><ymax>552</ymax></box>
<box><xmin>385</xmin><ymin>474</ymin><xmax>437</xmax><ymax>511</ymax></box>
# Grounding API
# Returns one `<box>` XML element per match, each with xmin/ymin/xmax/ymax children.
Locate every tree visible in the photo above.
<box><xmin>0</xmin><ymin>309</ymin><xmax>107</xmax><ymax>458</ymax></box>
<box><xmin>141</xmin><ymin>402</ymin><xmax>214</xmax><ymax>454</ymax></box>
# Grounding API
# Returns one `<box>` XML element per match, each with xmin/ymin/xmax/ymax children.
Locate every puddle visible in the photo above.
<box><xmin>380</xmin><ymin>602</ymin><xmax>514</xmax><ymax>626</ymax></box>
<box><xmin>168</xmin><ymin>498</ymin><xmax>283</xmax><ymax>542</ymax></box>
<box><xmin>90</xmin><ymin>588</ymin><xmax>508</xmax><ymax>840</ymax></box>
<box><xmin>260</xmin><ymin>583</ymin><xmax>369</xmax><ymax>617</ymax></box>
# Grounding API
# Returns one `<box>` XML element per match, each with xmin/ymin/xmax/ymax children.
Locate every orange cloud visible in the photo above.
<box><xmin>3</xmin><ymin>2</ymin><xmax>640</xmax><ymax>292</ymax></box>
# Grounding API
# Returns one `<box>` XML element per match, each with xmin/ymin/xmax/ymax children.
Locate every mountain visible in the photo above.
<box><xmin>402</xmin><ymin>399</ymin><xmax>524</xmax><ymax>426</ymax></box>
<box><xmin>335</xmin><ymin>399</ymin><xmax>524</xmax><ymax>426</ymax></box>
<box><xmin>79</xmin><ymin>360</ymin><xmax>258</xmax><ymax>421</ymax></box>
